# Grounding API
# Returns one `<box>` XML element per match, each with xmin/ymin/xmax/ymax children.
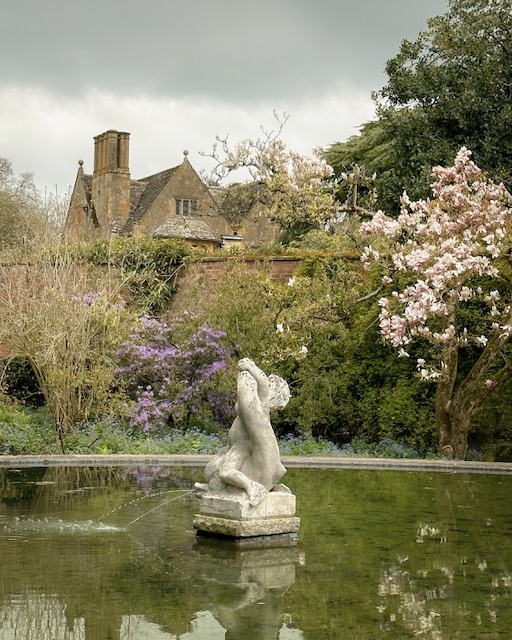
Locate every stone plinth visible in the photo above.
<box><xmin>199</xmin><ymin>490</ymin><xmax>296</xmax><ymax>519</ymax></box>
<box><xmin>194</xmin><ymin>491</ymin><xmax>300</xmax><ymax>539</ymax></box>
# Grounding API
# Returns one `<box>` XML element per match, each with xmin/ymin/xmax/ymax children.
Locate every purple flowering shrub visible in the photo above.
<box><xmin>116</xmin><ymin>316</ymin><xmax>235</xmax><ymax>432</ymax></box>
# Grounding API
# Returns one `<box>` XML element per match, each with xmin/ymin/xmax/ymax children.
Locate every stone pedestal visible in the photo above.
<box><xmin>194</xmin><ymin>490</ymin><xmax>300</xmax><ymax>540</ymax></box>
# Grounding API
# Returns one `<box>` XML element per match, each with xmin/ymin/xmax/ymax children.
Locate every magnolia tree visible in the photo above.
<box><xmin>202</xmin><ymin>113</ymin><xmax>337</xmax><ymax>232</ymax></box>
<box><xmin>361</xmin><ymin>148</ymin><xmax>512</xmax><ymax>458</ymax></box>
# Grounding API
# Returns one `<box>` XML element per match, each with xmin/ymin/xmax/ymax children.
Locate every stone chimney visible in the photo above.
<box><xmin>91</xmin><ymin>130</ymin><xmax>131</xmax><ymax>236</ymax></box>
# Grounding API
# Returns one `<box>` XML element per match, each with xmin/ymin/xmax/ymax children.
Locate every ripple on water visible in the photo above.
<box><xmin>2</xmin><ymin>516</ymin><xmax>123</xmax><ymax>535</ymax></box>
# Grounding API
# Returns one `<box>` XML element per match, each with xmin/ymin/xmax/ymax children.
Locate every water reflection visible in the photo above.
<box><xmin>0</xmin><ymin>466</ymin><xmax>304</xmax><ymax>639</ymax></box>
<box><xmin>194</xmin><ymin>536</ymin><xmax>304</xmax><ymax>639</ymax></box>
<box><xmin>0</xmin><ymin>594</ymin><xmax>302</xmax><ymax>640</ymax></box>
<box><xmin>0</xmin><ymin>465</ymin><xmax>511</xmax><ymax>639</ymax></box>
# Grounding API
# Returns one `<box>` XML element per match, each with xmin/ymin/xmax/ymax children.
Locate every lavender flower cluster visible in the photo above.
<box><xmin>116</xmin><ymin>316</ymin><xmax>234</xmax><ymax>432</ymax></box>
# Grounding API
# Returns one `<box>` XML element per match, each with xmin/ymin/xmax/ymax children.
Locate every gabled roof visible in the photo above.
<box><xmin>71</xmin><ymin>155</ymin><xmax>222</xmax><ymax>243</ymax></box>
<box><xmin>209</xmin><ymin>181</ymin><xmax>270</xmax><ymax>231</ymax></box>
<box><xmin>122</xmin><ymin>166</ymin><xmax>180</xmax><ymax>235</ymax></box>
<box><xmin>82</xmin><ymin>173</ymin><xmax>93</xmax><ymax>200</ymax></box>
<box><xmin>73</xmin><ymin>167</ymin><xmax>92</xmax><ymax>204</ymax></box>
<box><xmin>129</xmin><ymin>179</ymin><xmax>147</xmax><ymax>213</ymax></box>
<box><xmin>151</xmin><ymin>217</ymin><xmax>220</xmax><ymax>243</ymax></box>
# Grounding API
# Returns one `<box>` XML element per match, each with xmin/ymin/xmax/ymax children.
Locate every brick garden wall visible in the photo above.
<box><xmin>186</xmin><ymin>255</ymin><xmax>301</xmax><ymax>284</ymax></box>
<box><xmin>167</xmin><ymin>255</ymin><xmax>302</xmax><ymax>315</ymax></box>
<box><xmin>167</xmin><ymin>253</ymin><xmax>360</xmax><ymax>316</ymax></box>
<box><xmin>0</xmin><ymin>253</ymin><xmax>360</xmax><ymax>330</ymax></box>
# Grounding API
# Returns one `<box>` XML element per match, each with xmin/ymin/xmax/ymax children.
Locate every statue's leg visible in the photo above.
<box><xmin>203</xmin><ymin>447</ymin><xmax>227</xmax><ymax>481</ymax></box>
<box><xmin>219</xmin><ymin>467</ymin><xmax>268</xmax><ymax>506</ymax></box>
<box><xmin>219</xmin><ymin>467</ymin><xmax>251</xmax><ymax>492</ymax></box>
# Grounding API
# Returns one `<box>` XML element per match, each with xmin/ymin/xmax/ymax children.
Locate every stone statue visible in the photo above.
<box><xmin>195</xmin><ymin>358</ymin><xmax>291</xmax><ymax>506</ymax></box>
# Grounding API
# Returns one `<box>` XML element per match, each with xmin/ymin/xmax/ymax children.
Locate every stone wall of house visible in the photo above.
<box><xmin>238</xmin><ymin>203</ymin><xmax>281</xmax><ymax>248</ymax></box>
<box><xmin>64</xmin><ymin>167</ymin><xmax>91</xmax><ymax>240</ymax></box>
<box><xmin>132</xmin><ymin>159</ymin><xmax>229</xmax><ymax>238</ymax></box>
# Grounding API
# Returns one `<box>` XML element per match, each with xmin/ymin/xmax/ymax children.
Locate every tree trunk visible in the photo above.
<box><xmin>435</xmin><ymin>365</ymin><xmax>469</xmax><ymax>460</ymax></box>
<box><xmin>436</xmin><ymin>333</ymin><xmax>512</xmax><ymax>459</ymax></box>
<box><xmin>434</xmin><ymin>323</ymin><xmax>466</xmax><ymax>459</ymax></box>
<box><xmin>435</xmin><ymin>401</ymin><xmax>470</xmax><ymax>460</ymax></box>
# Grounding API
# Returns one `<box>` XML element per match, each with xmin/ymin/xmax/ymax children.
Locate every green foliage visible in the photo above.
<box><xmin>471</xmin><ymin>375</ymin><xmax>512</xmax><ymax>461</ymax></box>
<box><xmin>183</xmin><ymin>257</ymin><xmax>437</xmax><ymax>452</ymax></box>
<box><xmin>377</xmin><ymin>380</ymin><xmax>436</xmax><ymax>450</ymax></box>
<box><xmin>278</xmin><ymin>433</ymin><xmax>342</xmax><ymax>457</ymax></box>
<box><xmin>189</xmin><ymin>261</ymin><xmax>278</xmax><ymax>361</ymax></box>
<box><xmin>326</xmin><ymin>0</ymin><xmax>512</xmax><ymax>215</ymax></box>
<box><xmin>342</xmin><ymin>438</ymin><xmax>436</xmax><ymax>459</ymax></box>
<box><xmin>325</xmin><ymin>120</ymin><xmax>392</xmax><ymax>181</ymax></box>
<box><xmin>284</xmin><ymin>299</ymin><xmax>437</xmax><ymax>451</ymax></box>
<box><xmin>80</xmin><ymin>237</ymin><xmax>191</xmax><ymax>277</ymax></box>
<box><xmin>0</xmin><ymin>399</ymin><xmax>439</xmax><ymax>458</ymax></box>
<box><xmin>291</xmin><ymin>228</ymin><xmax>362</xmax><ymax>254</ymax></box>
<box><xmin>0</xmin><ymin>258</ymin><xmax>137</xmax><ymax>449</ymax></box>
<box><xmin>136</xmin><ymin>428</ymin><xmax>225</xmax><ymax>455</ymax></box>
<box><xmin>324</xmin><ymin>120</ymin><xmax>393</xmax><ymax>212</ymax></box>
<box><xmin>325</xmin><ymin>120</ymin><xmax>417</xmax><ymax>216</ymax></box>
<box><xmin>0</xmin><ymin>403</ymin><xmax>58</xmax><ymax>455</ymax></box>
<box><xmin>379</xmin><ymin>0</ymin><xmax>512</xmax><ymax>186</ymax></box>
<box><xmin>189</xmin><ymin>259</ymin><xmax>359</xmax><ymax>381</ymax></box>
<box><xmin>292</xmin><ymin>257</ymin><xmax>436</xmax><ymax>450</ymax></box>
<box><xmin>3</xmin><ymin>411</ymin><xmax>228</xmax><ymax>456</ymax></box>
<box><xmin>382</xmin><ymin>0</ymin><xmax>512</xmax><ymax>198</ymax></box>
<box><xmin>54</xmin><ymin>237</ymin><xmax>192</xmax><ymax>312</ymax></box>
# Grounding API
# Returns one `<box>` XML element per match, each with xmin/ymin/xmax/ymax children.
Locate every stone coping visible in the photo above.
<box><xmin>0</xmin><ymin>454</ymin><xmax>511</xmax><ymax>475</ymax></box>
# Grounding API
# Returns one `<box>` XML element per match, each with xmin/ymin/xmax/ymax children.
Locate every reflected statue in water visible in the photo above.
<box><xmin>194</xmin><ymin>535</ymin><xmax>305</xmax><ymax>640</ymax></box>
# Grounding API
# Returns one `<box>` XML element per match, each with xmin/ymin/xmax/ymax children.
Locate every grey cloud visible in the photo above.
<box><xmin>2</xmin><ymin>0</ymin><xmax>447</xmax><ymax>101</ymax></box>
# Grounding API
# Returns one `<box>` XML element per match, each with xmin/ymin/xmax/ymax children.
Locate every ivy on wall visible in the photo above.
<box><xmin>52</xmin><ymin>237</ymin><xmax>193</xmax><ymax>313</ymax></box>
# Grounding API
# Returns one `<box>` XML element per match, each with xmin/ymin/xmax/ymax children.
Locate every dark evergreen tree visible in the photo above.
<box><xmin>326</xmin><ymin>0</ymin><xmax>512</xmax><ymax>214</ymax></box>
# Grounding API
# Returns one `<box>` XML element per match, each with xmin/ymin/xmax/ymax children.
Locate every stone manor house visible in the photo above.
<box><xmin>64</xmin><ymin>130</ymin><xmax>279</xmax><ymax>249</ymax></box>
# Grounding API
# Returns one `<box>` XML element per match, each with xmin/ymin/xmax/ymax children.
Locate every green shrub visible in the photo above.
<box><xmin>278</xmin><ymin>433</ymin><xmax>342</xmax><ymax>457</ymax></box>
<box><xmin>62</xmin><ymin>418</ymin><xmax>134</xmax><ymax>454</ymax></box>
<box><xmin>0</xmin><ymin>403</ymin><xmax>57</xmax><ymax>455</ymax></box>
<box><xmin>0</xmin><ymin>399</ymin><xmax>440</xmax><ymax>459</ymax></box>
<box><xmin>59</xmin><ymin>237</ymin><xmax>192</xmax><ymax>312</ymax></box>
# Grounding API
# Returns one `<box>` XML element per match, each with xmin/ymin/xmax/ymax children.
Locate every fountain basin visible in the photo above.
<box><xmin>0</xmin><ymin>457</ymin><xmax>511</xmax><ymax>639</ymax></box>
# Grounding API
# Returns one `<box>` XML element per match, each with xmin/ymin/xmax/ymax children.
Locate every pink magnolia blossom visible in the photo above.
<box><xmin>361</xmin><ymin>147</ymin><xmax>512</xmax><ymax>374</ymax></box>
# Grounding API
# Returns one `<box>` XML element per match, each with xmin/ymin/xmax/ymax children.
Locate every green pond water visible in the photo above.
<box><xmin>0</xmin><ymin>465</ymin><xmax>511</xmax><ymax>639</ymax></box>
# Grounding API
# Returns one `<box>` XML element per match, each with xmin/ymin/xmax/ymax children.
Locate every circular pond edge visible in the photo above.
<box><xmin>0</xmin><ymin>454</ymin><xmax>510</xmax><ymax>475</ymax></box>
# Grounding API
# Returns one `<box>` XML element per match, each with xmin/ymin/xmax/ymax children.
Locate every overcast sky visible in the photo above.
<box><xmin>0</xmin><ymin>0</ymin><xmax>447</xmax><ymax>193</ymax></box>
